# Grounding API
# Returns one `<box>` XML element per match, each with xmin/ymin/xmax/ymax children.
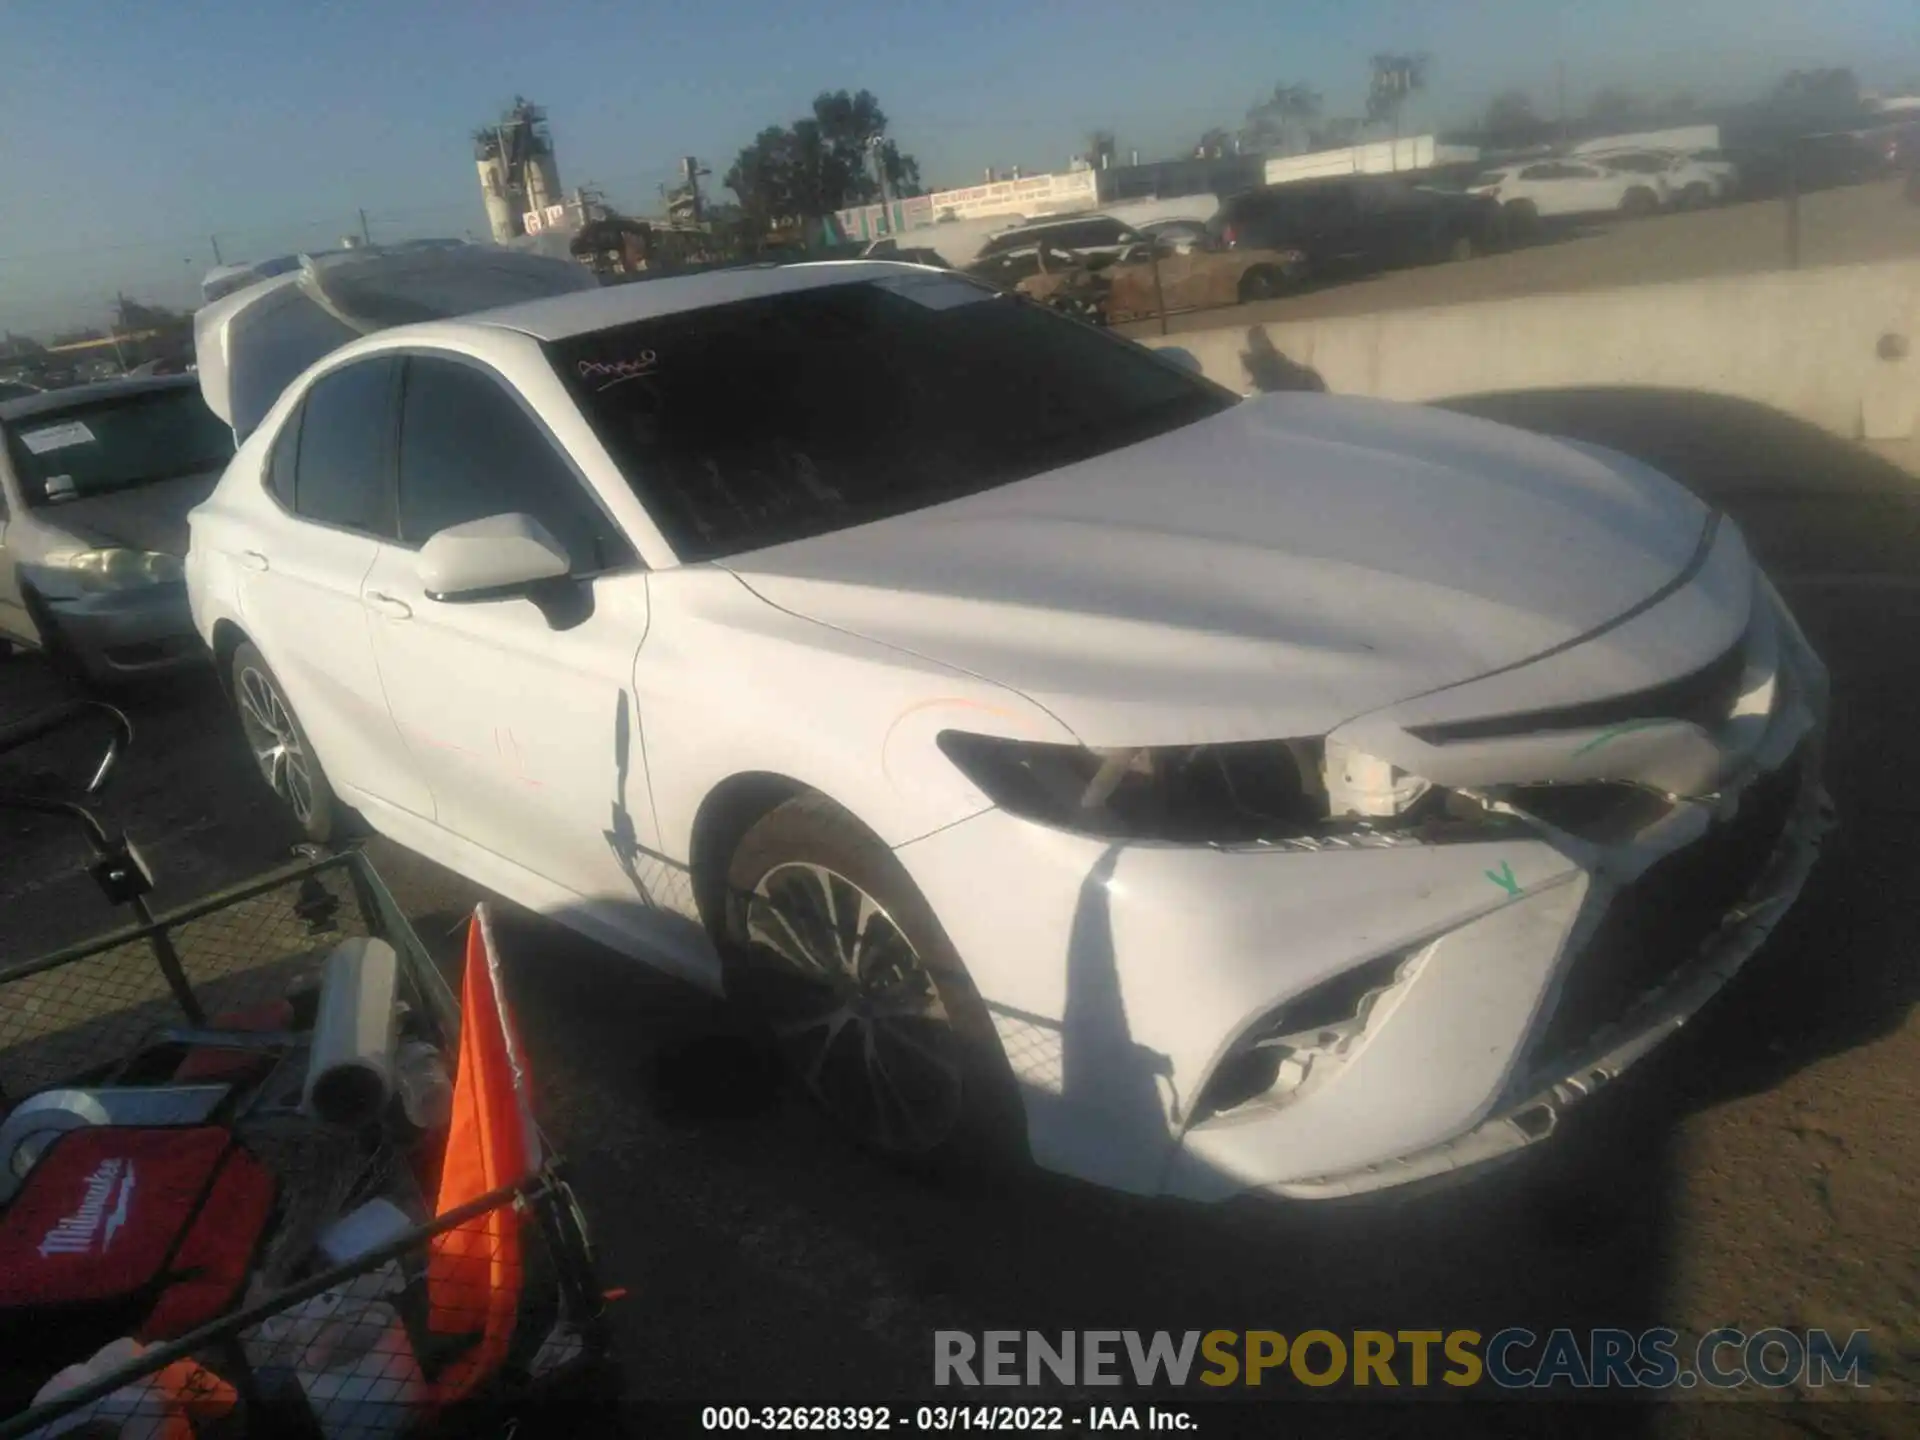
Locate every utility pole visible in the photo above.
<box><xmin>866</xmin><ymin>136</ymin><xmax>892</xmax><ymax>235</ymax></box>
<box><xmin>680</xmin><ymin>156</ymin><xmax>709</xmax><ymax>227</ymax></box>
<box><xmin>209</xmin><ymin>234</ymin><xmax>224</xmax><ymax>266</ymax></box>
<box><xmin>1558</xmin><ymin>61</ymin><xmax>1568</xmax><ymax>146</ymax></box>
<box><xmin>358</xmin><ymin>208</ymin><xmax>371</xmax><ymax>246</ymax></box>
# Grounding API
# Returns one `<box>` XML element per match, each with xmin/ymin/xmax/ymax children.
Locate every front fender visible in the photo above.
<box><xmin>638</xmin><ymin>567</ymin><xmax>1070</xmax><ymax>861</ymax></box>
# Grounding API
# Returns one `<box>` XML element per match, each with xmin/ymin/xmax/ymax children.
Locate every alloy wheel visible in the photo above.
<box><xmin>236</xmin><ymin>665</ymin><xmax>315</xmax><ymax>826</ymax></box>
<box><xmin>740</xmin><ymin>862</ymin><xmax>964</xmax><ymax>1154</ymax></box>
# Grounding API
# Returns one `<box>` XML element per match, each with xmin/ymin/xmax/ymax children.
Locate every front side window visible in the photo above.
<box><xmin>293</xmin><ymin>357</ymin><xmax>399</xmax><ymax>537</ymax></box>
<box><xmin>553</xmin><ymin>274</ymin><xmax>1235</xmax><ymax>562</ymax></box>
<box><xmin>395</xmin><ymin>355</ymin><xmax>631</xmax><ymax>572</ymax></box>
<box><xmin>4</xmin><ymin>387</ymin><xmax>233</xmax><ymax>508</ymax></box>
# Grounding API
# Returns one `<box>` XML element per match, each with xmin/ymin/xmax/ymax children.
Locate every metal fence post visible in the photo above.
<box><xmin>1784</xmin><ymin>144</ymin><xmax>1802</xmax><ymax>272</ymax></box>
<box><xmin>1151</xmin><ymin>245</ymin><xmax>1168</xmax><ymax>336</ymax></box>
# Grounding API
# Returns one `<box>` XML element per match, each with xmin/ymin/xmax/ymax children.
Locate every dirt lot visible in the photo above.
<box><xmin>1117</xmin><ymin>179</ymin><xmax>1920</xmax><ymax>339</ymax></box>
<box><xmin>2</xmin><ymin>392</ymin><xmax>1918</xmax><ymax>1430</ymax></box>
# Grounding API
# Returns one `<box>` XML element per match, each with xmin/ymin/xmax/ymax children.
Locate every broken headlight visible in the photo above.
<box><xmin>936</xmin><ymin>731</ymin><xmax>1454</xmax><ymax>844</ymax></box>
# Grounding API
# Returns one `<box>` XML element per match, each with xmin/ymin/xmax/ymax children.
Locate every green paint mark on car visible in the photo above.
<box><xmin>1485</xmin><ymin>860</ymin><xmax>1521</xmax><ymax>897</ymax></box>
<box><xmin>1571</xmin><ymin>718</ymin><xmax>1671</xmax><ymax>757</ymax></box>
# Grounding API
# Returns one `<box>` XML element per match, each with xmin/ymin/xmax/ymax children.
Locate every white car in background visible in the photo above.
<box><xmin>1469</xmin><ymin>158</ymin><xmax>1668</xmax><ymax>222</ymax></box>
<box><xmin>1</xmin><ymin>376</ymin><xmax>232</xmax><ymax>681</ymax></box>
<box><xmin>185</xmin><ymin>250</ymin><xmax>1829</xmax><ymax>1200</ymax></box>
<box><xmin>1588</xmin><ymin>148</ymin><xmax>1740</xmax><ymax>207</ymax></box>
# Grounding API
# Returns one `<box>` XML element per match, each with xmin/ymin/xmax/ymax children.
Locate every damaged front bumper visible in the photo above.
<box><xmin>1223</xmin><ymin>761</ymin><xmax>1832</xmax><ymax>1201</ymax></box>
<box><xmin>895</xmin><ymin>550</ymin><xmax>1833</xmax><ymax>1202</ymax></box>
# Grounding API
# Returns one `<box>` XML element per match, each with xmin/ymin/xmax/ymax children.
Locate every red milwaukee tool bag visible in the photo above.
<box><xmin>0</xmin><ymin>1126</ymin><xmax>278</xmax><ymax>1372</ymax></box>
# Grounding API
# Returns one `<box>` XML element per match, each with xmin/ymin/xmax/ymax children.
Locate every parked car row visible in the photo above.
<box><xmin>0</xmin><ymin>244</ymin><xmax>1832</xmax><ymax>1207</ymax></box>
<box><xmin>948</xmin><ymin>176</ymin><xmax>1504</xmax><ymax>323</ymax></box>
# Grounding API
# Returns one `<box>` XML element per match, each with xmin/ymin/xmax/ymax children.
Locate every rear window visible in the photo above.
<box><xmin>552</xmin><ymin>275</ymin><xmax>1234</xmax><ymax>562</ymax></box>
<box><xmin>4</xmin><ymin>387</ymin><xmax>234</xmax><ymax>507</ymax></box>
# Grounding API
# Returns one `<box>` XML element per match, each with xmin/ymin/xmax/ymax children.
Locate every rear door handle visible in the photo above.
<box><xmin>364</xmin><ymin>590</ymin><xmax>412</xmax><ymax>620</ymax></box>
<box><xmin>237</xmin><ymin>550</ymin><xmax>269</xmax><ymax>573</ymax></box>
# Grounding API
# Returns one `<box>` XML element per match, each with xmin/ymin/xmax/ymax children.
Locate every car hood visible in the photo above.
<box><xmin>720</xmin><ymin>394</ymin><xmax>1717</xmax><ymax>747</ymax></box>
<box><xmin>29</xmin><ymin>471</ymin><xmax>222</xmax><ymax>557</ymax></box>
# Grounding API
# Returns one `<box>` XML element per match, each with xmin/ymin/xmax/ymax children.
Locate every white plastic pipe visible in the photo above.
<box><xmin>303</xmin><ymin>938</ymin><xmax>400</xmax><ymax>1125</ymax></box>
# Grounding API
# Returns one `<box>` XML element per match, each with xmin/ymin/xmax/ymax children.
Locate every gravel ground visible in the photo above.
<box><xmin>1116</xmin><ymin>178</ymin><xmax>1920</xmax><ymax>338</ymax></box>
<box><xmin>2</xmin><ymin>389</ymin><xmax>1917</xmax><ymax>1432</ymax></box>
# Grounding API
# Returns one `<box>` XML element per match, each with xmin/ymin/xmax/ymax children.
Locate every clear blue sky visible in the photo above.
<box><xmin>3</xmin><ymin>0</ymin><xmax>1915</xmax><ymax>334</ymax></box>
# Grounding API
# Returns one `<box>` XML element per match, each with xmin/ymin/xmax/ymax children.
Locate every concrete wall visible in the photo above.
<box><xmin>1142</xmin><ymin>258</ymin><xmax>1920</xmax><ymax>443</ymax></box>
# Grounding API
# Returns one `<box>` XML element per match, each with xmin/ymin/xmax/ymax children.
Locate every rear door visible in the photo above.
<box><xmin>236</xmin><ymin>355</ymin><xmax>435</xmax><ymax>818</ymax></box>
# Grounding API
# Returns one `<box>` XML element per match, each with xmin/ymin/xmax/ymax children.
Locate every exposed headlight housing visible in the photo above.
<box><xmin>31</xmin><ymin>548</ymin><xmax>185</xmax><ymax>595</ymax></box>
<box><xmin>936</xmin><ymin>731</ymin><xmax>1475</xmax><ymax>846</ymax></box>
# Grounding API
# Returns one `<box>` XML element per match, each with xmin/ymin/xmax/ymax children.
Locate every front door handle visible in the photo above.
<box><xmin>364</xmin><ymin>590</ymin><xmax>412</xmax><ymax>620</ymax></box>
<box><xmin>237</xmin><ymin>550</ymin><xmax>269</xmax><ymax>573</ymax></box>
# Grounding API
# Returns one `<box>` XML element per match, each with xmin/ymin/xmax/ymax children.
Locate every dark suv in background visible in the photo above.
<box><xmin>1207</xmin><ymin>176</ymin><xmax>1505</xmax><ymax>283</ymax></box>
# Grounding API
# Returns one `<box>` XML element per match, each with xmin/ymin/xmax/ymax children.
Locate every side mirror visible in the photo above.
<box><xmin>1157</xmin><ymin>347</ymin><xmax>1204</xmax><ymax>377</ymax></box>
<box><xmin>418</xmin><ymin>513</ymin><xmax>570</xmax><ymax>602</ymax></box>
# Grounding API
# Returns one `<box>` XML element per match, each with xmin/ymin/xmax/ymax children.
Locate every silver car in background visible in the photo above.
<box><xmin>0</xmin><ymin>377</ymin><xmax>233</xmax><ymax>685</ymax></box>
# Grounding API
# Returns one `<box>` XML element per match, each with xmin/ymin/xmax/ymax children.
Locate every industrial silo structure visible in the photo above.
<box><xmin>473</xmin><ymin>98</ymin><xmax>563</xmax><ymax>243</ymax></box>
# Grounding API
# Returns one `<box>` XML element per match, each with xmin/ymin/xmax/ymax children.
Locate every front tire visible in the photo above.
<box><xmin>229</xmin><ymin>641</ymin><xmax>338</xmax><ymax>843</ymax></box>
<box><xmin>1237</xmin><ymin>264</ymin><xmax>1284</xmax><ymax>302</ymax></box>
<box><xmin>720</xmin><ymin>793</ymin><xmax>1026</xmax><ymax>1169</ymax></box>
<box><xmin>1621</xmin><ymin>186</ymin><xmax>1659</xmax><ymax>217</ymax></box>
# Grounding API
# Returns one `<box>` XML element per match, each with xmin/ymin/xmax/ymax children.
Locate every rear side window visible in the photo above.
<box><xmin>395</xmin><ymin>355</ymin><xmax>631</xmax><ymax>572</ymax></box>
<box><xmin>293</xmin><ymin>357</ymin><xmax>399</xmax><ymax>537</ymax></box>
<box><xmin>265</xmin><ymin>405</ymin><xmax>301</xmax><ymax>510</ymax></box>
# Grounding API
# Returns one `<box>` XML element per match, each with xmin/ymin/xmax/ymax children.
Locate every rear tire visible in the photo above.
<box><xmin>720</xmin><ymin>793</ymin><xmax>1027</xmax><ymax>1172</ymax></box>
<box><xmin>1680</xmin><ymin>182</ymin><xmax>1711</xmax><ymax>209</ymax></box>
<box><xmin>229</xmin><ymin>641</ymin><xmax>339</xmax><ymax>844</ymax></box>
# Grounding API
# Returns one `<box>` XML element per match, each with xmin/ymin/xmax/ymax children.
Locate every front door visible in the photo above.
<box><xmin>362</xmin><ymin>352</ymin><xmax>708</xmax><ymax>980</ymax></box>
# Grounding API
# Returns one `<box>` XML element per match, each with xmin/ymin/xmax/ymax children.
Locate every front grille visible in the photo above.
<box><xmin>1527</xmin><ymin>750</ymin><xmax>1804</xmax><ymax>1065</ymax></box>
<box><xmin>1411</xmin><ymin>641</ymin><xmax>1748</xmax><ymax>744</ymax></box>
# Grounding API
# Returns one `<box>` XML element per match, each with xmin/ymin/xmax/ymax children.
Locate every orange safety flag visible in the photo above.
<box><xmin>425</xmin><ymin>903</ymin><xmax>543</xmax><ymax>1404</ymax></box>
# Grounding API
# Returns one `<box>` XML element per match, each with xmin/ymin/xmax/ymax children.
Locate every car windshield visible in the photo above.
<box><xmin>5</xmin><ymin>387</ymin><xmax>234</xmax><ymax>507</ymax></box>
<box><xmin>551</xmin><ymin>274</ymin><xmax>1234</xmax><ymax>562</ymax></box>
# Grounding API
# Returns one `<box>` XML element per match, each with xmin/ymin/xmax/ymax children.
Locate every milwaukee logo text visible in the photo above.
<box><xmin>38</xmin><ymin>1158</ymin><xmax>136</xmax><ymax>1257</ymax></box>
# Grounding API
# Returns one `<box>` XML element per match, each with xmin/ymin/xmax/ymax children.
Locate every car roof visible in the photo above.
<box><xmin>0</xmin><ymin>374</ymin><xmax>195</xmax><ymax>424</ymax></box>
<box><xmin>989</xmin><ymin>214</ymin><xmax>1122</xmax><ymax>239</ymax></box>
<box><xmin>462</xmin><ymin>259</ymin><xmax>965</xmax><ymax>341</ymax></box>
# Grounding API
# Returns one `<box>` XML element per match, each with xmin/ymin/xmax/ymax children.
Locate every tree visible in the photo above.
<box><xmin>1241</xmin><ymin>82</ymin><xmax>1321</xmax><ymax>155</ymax></box>
<box><xmin>724</xmin><ymin>89</ymin><xmax>922</xmax><ymax>222</ymax></box>
<box><xmin>1366</xmin><ymin>52</ymin><xmax>1430</xmax><ymax>135</ymax></box>
<box><xmin>1307</xmin><ymin>116</ymin><xmax>1363</xmax><ymax>150</ymax></box>
<box><xmin>1193</xmin><ymin>126</ymin><xmax>1233</xmax><ymax>160</ymax></box>
<box><xmin>1483</xmin><ymin>90</ymin><xmax>1547</xmax><ymax>149</ymax></box>
<box><xmin>1764</xmin><ymin>66</ymin><xmax>1865</xmax><ymax>131</ymax></box>
<box><xmin>1587</xmin><ymin>86</ymin><xmax>1644</xmax><ymax>130</ymax></box>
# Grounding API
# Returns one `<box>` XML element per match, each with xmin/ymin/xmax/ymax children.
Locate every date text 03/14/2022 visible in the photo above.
<box><xmin>700</xmin><ymin>1406</ymin><xmax>1194</xmax><ymax>1432</ymax></box>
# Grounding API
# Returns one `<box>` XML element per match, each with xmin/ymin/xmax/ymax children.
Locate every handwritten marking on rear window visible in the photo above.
<box><xmin>577</xmin><ymin>353</ymin><xmax>659</xmax><ymax>390</ymax></box>
<box><xmin>18</xmin><ymin>420</ymin><xmax>96</xmax><ymax>454</ymax></box>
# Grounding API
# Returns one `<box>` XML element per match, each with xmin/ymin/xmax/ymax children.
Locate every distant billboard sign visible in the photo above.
<box><xmin>522</xmin><ymin>203</ymin><xmax>568</xmax><ymax>235</ymax></box>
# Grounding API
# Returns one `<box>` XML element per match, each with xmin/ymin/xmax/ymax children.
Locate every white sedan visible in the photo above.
<box><xmin>186</xmin><ymin>253</ymin><xmax>1830</xmax><ymax>1200</ymax></box>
